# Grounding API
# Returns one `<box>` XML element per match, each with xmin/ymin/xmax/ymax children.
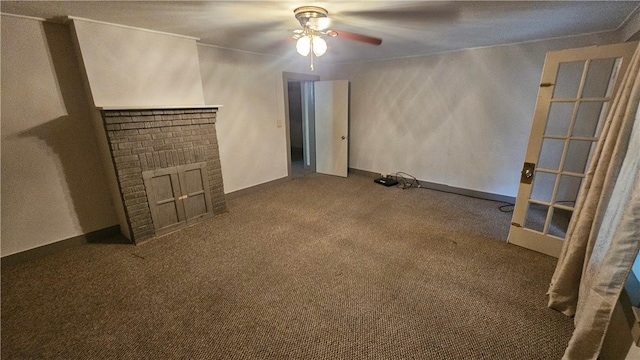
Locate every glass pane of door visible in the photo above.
<box><xmin>564</xmin><ymin>140</ymin><xmax>596</xmax><ymax>174</ymax></box>
<box><xmin>553</xmin><ymin>61</ymin><xmax>584</xmax><ymax>98</ymax></box>
<box><xmin>548</xmin><ymin>208</ymin><xmax>573</xmax><ymax>238</ymax></box>
<box><xmin>582</xmin><ymin>58</ymin><xmax>619</xmax><ymax>98</ymax></box>
<box><xmin>545</xmin><ymin>102</ymin><xmax>574</xmax><ymax>136</ymax></box>
<box><xmin>525</xmin><ymin>203</ymin><xmax>549</xmax><ymax>233</ymax></box>
<box><xmin>530</xmin><ymin>171</ymin><xmax>556</xmax><ymax>203</ymax></box>
<box><xmin>556</xmin><ymin>175</ymin><xmax>583</xmax><ymax>206</ymax></box>
<box><xmin>538</xmin><ymin>138</ymin><xmax>565</xmax><ymax>170</ymax></box>
<box><xmin>573</xmin><ymin>101</ymin><xmax>609</xmax><ymax>138</ymax></box>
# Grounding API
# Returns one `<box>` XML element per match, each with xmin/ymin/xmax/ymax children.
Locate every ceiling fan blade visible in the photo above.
<box><xmin>329</xmin><ymin>30</ymin><xmax>382</xmax><ymax>46</ymax></box>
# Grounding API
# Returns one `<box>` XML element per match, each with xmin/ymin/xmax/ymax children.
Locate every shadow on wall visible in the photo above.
<box><xmin>16</xmin><ymin>116</ymin><xmax>122</xmax><ymax>243</ymax></box>
<box><xmin>14</xmin><ymin>22</ymin><xmax>119</xmax><ymax>240</ymax></box>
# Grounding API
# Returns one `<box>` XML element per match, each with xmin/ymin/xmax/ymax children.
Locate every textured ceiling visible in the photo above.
<box><xmin>2</xmin><ymin>1</ymin><xmax>639</xmax><ymax>63</ymax></box>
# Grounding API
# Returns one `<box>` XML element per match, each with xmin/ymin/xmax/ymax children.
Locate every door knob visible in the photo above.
<box><xmin>520</xmin><ymin>162</ymin><xmax>535</xmax><ymax>184</ymax></box>
<box><xmin>341</xmin><ymin>136</ymin><xmax>346</xmax><ymax>140</ymax></box>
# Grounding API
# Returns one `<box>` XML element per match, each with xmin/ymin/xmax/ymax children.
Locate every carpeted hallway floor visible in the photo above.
<box><xmin>1</xmin><ymin>173</ymin><xmax>573</xmax><ymax>359</ymax></box>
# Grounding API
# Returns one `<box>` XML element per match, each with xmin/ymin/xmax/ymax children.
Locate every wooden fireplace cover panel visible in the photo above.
<box><xmin>142</xmin><ymin>162</ymin><xmax>213</xmax><ymax>236</ymax></box>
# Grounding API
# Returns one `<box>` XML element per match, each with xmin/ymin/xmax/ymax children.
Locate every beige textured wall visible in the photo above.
<box><xmin>319</xmin><ymin>32</ymin><xmax>619</xmax><ymax>197</ymax></box>
<box><xmin>197</xmin><ymin>45</ymin><xmax>313</xmax><ymax>193</ymax></box>
<box><xmin>71</xmin><ymin>19</ymin><xmax>205</xmax><ymax>107</ymax></box>
<box><xmin>1</xmin><ymin>16</ymin><xmax>117</xmax><ymax>256</ymax></box>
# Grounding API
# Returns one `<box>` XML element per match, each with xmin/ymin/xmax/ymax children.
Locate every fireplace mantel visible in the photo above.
<box><xmin>97</xmin><ymin>105</ymin><xmax>223</xmax><ymax>111</ymax></box>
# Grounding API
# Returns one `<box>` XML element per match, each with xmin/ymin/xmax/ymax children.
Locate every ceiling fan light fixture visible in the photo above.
<box><xmin>296</xmin><ymin>35</ymin><xmax>327</xmax><ymax>57</ymax></box>
<box><xmin>312</xmin><ymin>36</ymin><xmax>327</xmax><ymax>56</ymax></box>
<box><xmin>292</xmin><ymin>6</ymin><xmax>339</xmax><ymax>70</ymax></box>
<box><xmin>296</xmin><ymin>36</ymin><xmax>311</xmax><ymax>56</ymax></box>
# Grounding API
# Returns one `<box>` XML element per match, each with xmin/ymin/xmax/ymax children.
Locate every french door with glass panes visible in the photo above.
<box><xmin>508</xmin><ymin>42</ymin><xmax>637</xmax><ymax>257</ymax></box>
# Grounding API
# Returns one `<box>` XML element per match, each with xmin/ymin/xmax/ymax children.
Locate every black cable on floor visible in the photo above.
<box><xmin>499</xmin><ymin>204</ymin><xmax>515</xmax><ymax>213</ymax></box>
<box><xmin>388</xmin><ymin>170</ymin><xmax>515</xmax><ymax>212</ymax></box>
<box><xmin>391</xmin><ymin>172</ymin><xmax>421</xmax><ymax>189</ymax></box>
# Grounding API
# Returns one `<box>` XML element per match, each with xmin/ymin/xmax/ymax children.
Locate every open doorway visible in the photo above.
<box><xmin>287</xmin><ymin>81</ymin><xmax>306</xmax><ymax>176</ymax></box>
<box><xmin>283</xmin><ymin>72</ymin><xmax>319</xmax><ymax>178</ymax></box>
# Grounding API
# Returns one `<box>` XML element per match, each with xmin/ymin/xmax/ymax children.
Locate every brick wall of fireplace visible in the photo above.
<box><xmin>101</xmin><ymin>107</ymin><xmax>225</xmax><ymax>243</ymax></box>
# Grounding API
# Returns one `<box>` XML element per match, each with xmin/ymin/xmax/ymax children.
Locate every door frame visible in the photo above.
<box><xmin>283</xmin><ymin>72</ymin><xmax>320</xmax><ymax>178</ymax></box>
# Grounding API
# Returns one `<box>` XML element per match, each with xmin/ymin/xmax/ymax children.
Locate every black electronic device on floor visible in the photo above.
<box><xmin>374</xmin><ymin>176</ymin><xmax>398</xmax><ymax>187</ymax></box>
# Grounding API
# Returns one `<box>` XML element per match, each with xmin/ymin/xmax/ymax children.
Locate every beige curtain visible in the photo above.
<box><xmin>547</xmin><ymin>42</ymin><xmax>640</xmax><ymax>360</ymax></box>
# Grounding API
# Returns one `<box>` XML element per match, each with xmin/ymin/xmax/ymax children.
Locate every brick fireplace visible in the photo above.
<box><xmin>100</xmin><ymin>106</ymin><xmax>226</xmax><ymax>243</ymax></box>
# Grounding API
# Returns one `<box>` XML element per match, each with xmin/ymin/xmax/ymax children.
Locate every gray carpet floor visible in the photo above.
<box><xmin>1</xmin><ymin>173</ymin><xmax>573</xmax><ymax>359</ymax></box>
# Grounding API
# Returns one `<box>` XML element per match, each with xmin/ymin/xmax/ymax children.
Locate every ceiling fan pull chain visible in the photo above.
<box><xmin>310</xmin><ymin>39</ymin><xmax>315</xmax><ymax>71</ymax></box>
<box><xmin>310</xmin><ymin>52</ymin><xmax>315</xmax><ymax>71</ymax></box>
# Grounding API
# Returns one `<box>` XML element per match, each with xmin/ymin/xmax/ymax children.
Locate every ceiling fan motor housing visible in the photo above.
<box><xmin>294</xmin><ymin>6</ymin><xmax>328</xmax><ymax>28</ymax></box>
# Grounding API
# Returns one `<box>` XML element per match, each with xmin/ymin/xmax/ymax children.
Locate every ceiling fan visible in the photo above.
<box><xmin>292</xmin><ymin>6</ymin><xmax>382</xmax><ymax>70</ymax></box>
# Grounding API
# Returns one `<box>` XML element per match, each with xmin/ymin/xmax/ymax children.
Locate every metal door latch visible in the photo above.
<box><xmin>178</xmin><ymin>195</ymin><xmax>188</xmax><ymax>200</ymax></box>
<box><xmin>520</xmin><ymin>162</ymin><xmax>535</xmax><ymax>184</ymax></box>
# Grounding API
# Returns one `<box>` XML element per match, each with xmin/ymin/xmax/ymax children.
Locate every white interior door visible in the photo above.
<box><xmin>508</xmin><ymin>42</ymin><xmax>636</xmax><ymax>257</ymax></box>
<box><xmin>315</xmin><ymin>80</ymin><xmax>349</xmax><ymax>177</ymax></box>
